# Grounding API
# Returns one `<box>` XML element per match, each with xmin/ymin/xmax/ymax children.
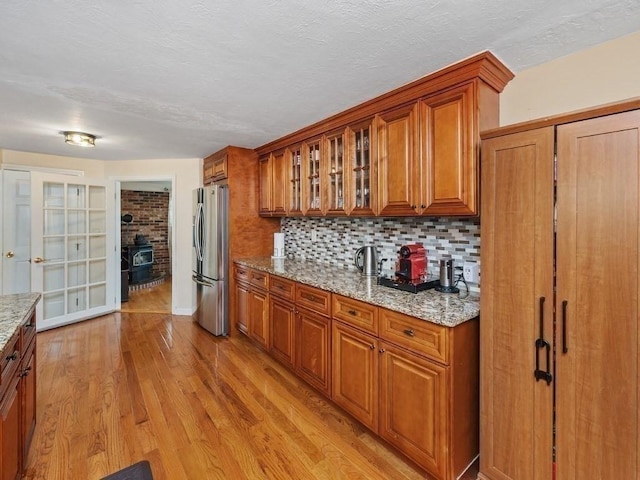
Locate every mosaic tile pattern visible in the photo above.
<box><xmin>0</xmin><ymin>293</ymin><xmax>41</xmax><ymax>353</ymax></box>
<box><xmin>280</xmin><ymin>217</ymin><xmax>481</xmax><ymax>292</ymax></box>
<box><xmin>237</xmin><ymin>257</ymin><xmax>479</xmax><ymax>327</ymax></box>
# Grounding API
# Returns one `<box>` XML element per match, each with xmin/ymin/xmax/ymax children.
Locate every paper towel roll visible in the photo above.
<box><xmin>272</xmin><ymin>232</ymin><xmax>285</xmax><ymax>258</ymax></box>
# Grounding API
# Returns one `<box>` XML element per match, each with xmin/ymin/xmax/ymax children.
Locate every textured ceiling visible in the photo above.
<box><xmin>0</xmin><ymin>0</ymin><xmax>638</xmax><ymax>161</ymax></box>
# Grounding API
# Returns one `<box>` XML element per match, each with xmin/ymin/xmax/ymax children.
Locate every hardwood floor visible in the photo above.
<box><xmin>25</xmin><ymin>312</ymin><xmax>478</xmax><ymax>480</ymax></box>
<box><xmin>120</xmin><ymin>278</ymin><xmax>172</xmax><ymax>314</ymax></box>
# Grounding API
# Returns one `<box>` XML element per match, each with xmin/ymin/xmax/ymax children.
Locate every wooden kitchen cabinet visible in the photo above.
<box><xmin>332</xmin><ymin>320</ymin><xmax>379</xmax><ymax>431</ymax></box>
<box><xmin>203</xmin><ymin>149</ymin><xmax>228</xmax><ymax>184</ymax></box>
<box><xmin>377</xmin><ymin>102</ymin><xmax>420</xmax><ymax>216</ymax></box>
<box><xmin>258</xmin><ymin>151</ymin><xmax>286</xmax><ymax>216</ymax></box>
<box><xmin>302</xmin><ymin>138</ymin><xmax>324</xmax><ymax>215</ymax></box>
<box><xmin>295</xmin><ymin>307</ymin><xmax>331</xmax><ymax>397</ymax></box>
<box><xmin>0</xmin><ymin>309</ymin><xmax>37</xmax><ymax>480</ymax></box>
<box><xmin>379</xmin><ymin>341</ymin><xmax>448</xmax><ymax>479</ymax></box>
<box><xmin>480</xmin><ymin>101</ymin><xmax>640</xmax><ymax>480</ymax></box>
<box><xmin>286</xmin><ymin>146</ymin><xmax>303</xmax><ymax>215</ymax></box>
<box><xmin>346</xmin><ymin>117</ymin><xmax>377</xmax><ymax>215</ymax></box>
<box><xmin>249</xmin><ymin>287</ymin><xmax>269</xmax><ymax>350</ymax></box>
<box><xmin>269</xmin><ymin>276</ymin><xmax>296</xmax><ymax>367</ymax></box>
<box><xmin>325</xmin><ymin>128</ymin><xmax>348</xmax><ymax>216</ymax></box>
<box><xmin>420</xmin><ymin>82</ymin><xmax>477</xmax><ymax>215</ymax></box>
<box><xmin>255</xmin><ymin>52</ymin><xmax>512</xmax><ymax>219</ymax></box>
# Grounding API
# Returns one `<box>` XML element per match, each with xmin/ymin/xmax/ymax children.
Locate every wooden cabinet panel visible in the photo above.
<box><xmin>377</xmin><ymin>103</ymin><xmax>420</xmax><ymax>216</ymax></box>
<box><xmin>234</xmin><ymin>264</ymin><xmax>250</xmax><ymax>284</ymax></box>
<box><xmin>379</xmin><ymin>308</ymin><xmax>449</xmax><ymax>365</ymax></box>
<box><xmin>555</xmin><ymin>110</ymin><xmax>640</xmax><ymax>480</ymax></box>
<box><xmin>295</xmin><ymin>284</ymin><xmax>331</xmax><ymax>317</ymax></box>
<box><xmin>332</xmin><ymin>321</ymin><xmax>378</xmax><ymax>431</ymax></box>
<box><xmin>286</xmin><ymin>146</ymin><xmax>303</xmax><ymax>215</ymax></box>
<box><xmin>249</xmin><ymin>288</ymin><xmax>269</xmax><ymax>350</ymax></box>
<box><xmin>21</xmin><ymin>339</ymin><xmax>36</xmax><ymax>469</ymax></box>
<box><xmin>269</xmin><ymin>296</ymin><xmax>295</xmax><ymax>367</ymax></box>
<box><xmin>271</xmin><ymin>151</ymin><xmax>286</xmax><ymax>215</ymax></box>
<box><xmin>379</xmin><ymin>341</ymin><xmax>448</xmax><ymax>480</ymax></box>
<box><xmin>258</xmin><ymin>155</ymin><xmax>272</xmax><ymax>215</ymax></box>
<box><xmin>325</xmin><ymin>129</ymin><xmax>348</xmax><ymax>216</ymax></box>
<box><xmin>269</xmin><ymin>275</ymin><xmax>295</xmax><ymax>301</ymax></box>
<box><xmin>203</xmin><ymin>150</ymin><xmax>228</xmax><ymax>185</ymax></box>
<box><xmin>249</xmin><ymin>269</ymin><xmax>269</xmax><ymax>290</ymax></box>
<box><xmin>0</xmin><ymin>375</ymin><xmax>20</xmax><ymax>480</ymax></box>
<box><xmin>295</xmin><ymin>308</ymin><xmax>331</xmax><ymax>396</ymax></box>
<box><xmin>421</xmin><ymin>83</ymin><xmax>476</xmax><ymax>215</ymax></box>
<box><xmin>235</xmin><ymin>280</ymin><xmax>250</xmax><ymax>335</ymax></box>
<box><xmin>302</xmin><ymin>138</ymin><xmax>324</xmax><ymax>215</ymax></box>
<box><xmin>332</xmin><ymin>294</ymin><xmax>378</xmax><ymax>335</ymax></box>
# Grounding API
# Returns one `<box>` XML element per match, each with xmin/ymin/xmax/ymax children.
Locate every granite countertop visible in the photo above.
<box><xmin>235</xmin><ymin>258</ymin><xmax>479</xmax><ymax>327</ymax></box>
<box><xmin>0</xmin><ymin>293</ymin><xmax>41</xmax><ymax>353</ymax></box>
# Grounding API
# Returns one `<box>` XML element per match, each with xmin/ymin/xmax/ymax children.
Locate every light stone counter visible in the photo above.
<box><xmin>235</xmin><ymin>258</ymin><xmax>479</xmax><ymax>327</ymax></box>
<box><xmin>0</xmin><ymin>293</ymin><xmax>41</xmax><ymax>353</ymax></box>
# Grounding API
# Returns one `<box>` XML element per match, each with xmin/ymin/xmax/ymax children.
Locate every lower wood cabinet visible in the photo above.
<box><xmin>235</xmin><ymin>280</ymin><xmax>250</xmax><ymax>335</ymax></box>
<box><xmin>0</xmin><ymin>310</ymin><xmax>37</xmax><ymax>480</ymax></box>
<box><xmin>332</xmin><ymin>320</ymin><xmax>379</xmax><ymax>431</ymax></box>
<box><xmin>295</xmin><ymin>307</ymin><xmax>331</xmax><ymax>397</ymax></box>
<box><xmin>379</xmin><ymin>341</ymin><xmax>447</xmax><ymax>478</ymax></box>
<box><xmin>233</xmin><ymin>263</ymin><xmax>479</xmax><ymax>480</ymax></box>
<box><xmin>269</xmin><ymin>295</ymin><xmax>295</xmax><ymax>367</ymax></box>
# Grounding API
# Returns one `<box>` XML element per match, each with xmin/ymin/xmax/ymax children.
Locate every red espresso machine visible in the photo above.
<box><xmin>395</xmin><ymin>244</ymin><xmax>427</xmax><ymax>283</ymax></box>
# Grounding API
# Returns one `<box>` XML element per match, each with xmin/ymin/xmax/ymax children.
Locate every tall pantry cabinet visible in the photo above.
<box><xmin>479</xmin><ymin>100</ymin><xmax>640</xmax><ymax>480</ymax></box>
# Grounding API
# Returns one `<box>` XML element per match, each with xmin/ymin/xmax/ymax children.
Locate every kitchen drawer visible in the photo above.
<box><xmin>295</xmin><ymin>284</ymin><xmax>331</xmax><ymax>317</ymax></box>
<box><xmin>234</xmin><ymin>263</ymin><xmax>250</xmax><ymax>283</ymax></box>
<box><xmin>21</xmin><ymin>311</ymin><xmax>36</xmax><ymax>352</ymax></box>
<box><xmin>249</xmin><ymin>269</ymin><xmax>269</xmax><ymax>290</ymax></box>
<box><xmin>0</xmin><ymin>332</ymin><xmax>20</xmax><ymax>397</ymax></box>
<box><xmin>270</xmin><ymin>275</ymin><xmax>295</xmax><ymax>300</ymax></box>
<box><xmin>332</xmin><ymin>294</ymin><xmax>378</xmax><ymax>335</ymax></box>
<box><xmin>379</xmin><ymin>308</ymin><xmax>449</xmax><ymax>364</ymax></box>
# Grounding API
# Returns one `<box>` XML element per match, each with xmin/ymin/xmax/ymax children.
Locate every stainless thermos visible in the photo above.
<box><xmin>436</xmin><ymin>258</ymin><xmax>459</xmax><ymax>293</ymax></box>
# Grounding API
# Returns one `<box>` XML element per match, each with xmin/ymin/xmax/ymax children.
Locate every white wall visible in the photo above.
<box><xmin>500</xmin><ymin>30</ymin><xmax>640</xmax><ymax>125</ymax></box>
<box><xmin>106</xmin><ymin>158</ymin><xmax>201</xmax><ymax>315</ymax></box>
<box><xmin>1</xmin><ymin>149</ymin><xmax>106</xmax><ymax>176</ymax></box>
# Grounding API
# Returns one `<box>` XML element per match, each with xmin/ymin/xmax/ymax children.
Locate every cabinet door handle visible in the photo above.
<box><xmin>347</xmin><ymin>309</ymin><xmax>358</xmax><ymax>316</ymax></box>
<box><xmin>6</xmin><ymin>352</ymin><xmax>18</xmax><ymax>361</ymax></box>
<box><xmin>369</xmin><ymin>344</ymin><xmax>375</xmax><ymax>350</ymax></box>
<box><xmin>20</xmin><ymin>366</ymin><xmax>32</xmax><ymax>378</ymax></box>
<box><xmin>378</xmin><ymin>348</ymin><xmax>385</xmax><ymax>354</ymax></box>
<box><xmin>534</xmin><ymin>296</ymin><xmax>553</xmax><ymax>385</ymax></box>
<box><xmin>562</xmin><ymin>300</ymin><xmax>568</xmax><ymax>354</ymax></box>
<box><xmin>403</xmin><ymin>328</ymin><xmax>415</xmax><ymax>337</ymax></box>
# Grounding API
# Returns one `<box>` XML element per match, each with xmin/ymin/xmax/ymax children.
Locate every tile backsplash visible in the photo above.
<box><xmin>280</xmin><ymin>216</ymin><xmax>480</xmax><ymax>291</ymax></box>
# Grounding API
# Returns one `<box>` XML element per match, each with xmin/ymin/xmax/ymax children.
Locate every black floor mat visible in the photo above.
<box><xmin>101</xmin><ymin>461</ymin><xmax>153</xmax><ymax>480</ymax></box>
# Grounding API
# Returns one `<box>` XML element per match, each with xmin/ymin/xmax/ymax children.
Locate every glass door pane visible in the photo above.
<box><xmin>327</xmin><ymin>132</ymin><xmax>345</xmax><ymax>212</ymax></box>
<box><xmin>350</xmin><ymin>121</ymin><xmax>374</xmax><ymax>213</ymax></box>
<box><xmin>306</xmin><ymin>140</ymin><xmax>322</xmax><ymax>212</ymax></box>
<box><xmin>289</xmin><ymin>147</ymin><xmax>302</xmax><ymax>213</ymax></box>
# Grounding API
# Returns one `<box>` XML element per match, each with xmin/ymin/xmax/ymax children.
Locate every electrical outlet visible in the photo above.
<box><xmin>311</xmin><ymin>230</ymin><xmax>318</xmax><ymax>242</ymax></box>
<box><xmin>463</xmin><ymin>262</ymin><xmax>480</xmax><ymax>284</ymax></box>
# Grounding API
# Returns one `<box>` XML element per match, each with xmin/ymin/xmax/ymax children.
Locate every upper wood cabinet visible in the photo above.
<box><xmin>258</xmin><ymin>151</ymin><xmax>286</xmax><ymax>216</ymax></box>
<box><xmin>286</xmin><ymin>145</ymin><xmax>303</xmax><ymax>215</ymax></box>
<box><xmin>256</xmin><ymin>51</ymin><xmax>513</xmax><ymax>218</ymax></box>
<box><xmin>377</xmin><ymin>102</ymin><xmax>420</xmax><ymax>216</ymax></box>
<box><xmin>203</xmin><ymin>149</ymin><xmax>228</xmax><ymax>184</ymax></box>
<box><xmin>420</xmin><ymin>82</ymin><xmax>476</xmax><ymax>216</ymax></box>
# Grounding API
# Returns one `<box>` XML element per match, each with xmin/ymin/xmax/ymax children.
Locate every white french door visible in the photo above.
<box><xmin>31</xmin><ymin>172</ymin><xmax>115</xmax><ymax>331</ymax></box>
<box><xmin>1</xmin><ymin>169</ymin><xmax>31</xmax><ymax>294</ymax></box>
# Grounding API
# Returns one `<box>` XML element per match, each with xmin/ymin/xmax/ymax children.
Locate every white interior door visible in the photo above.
<box><xmin>2</xmin><ymin>170</ymin><xmax>31</xmax><ymax>294</ymax></box>
<box><xmin>31</xmin><ymin>172</ymin><xmax>115</xmax><ymax>331</ymax></box>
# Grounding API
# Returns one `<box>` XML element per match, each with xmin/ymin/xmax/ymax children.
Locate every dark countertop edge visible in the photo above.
<box><xmin>234</xmin><ymin>258</ymin><xmax>479</xmax><ymax>327</ymax></box>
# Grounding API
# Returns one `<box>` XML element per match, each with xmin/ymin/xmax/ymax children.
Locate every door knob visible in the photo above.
<box><xmin>32</xmin><ymin>257</ymin><xmax>44</xmax><ymax>264</ymax></box>
<box><xmin>5</xmin><ymin>251</ymin><xmax>14</xmax><ymax>258</ymax></box>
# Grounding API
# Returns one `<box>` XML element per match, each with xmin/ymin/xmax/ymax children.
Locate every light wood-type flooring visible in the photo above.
<box><xmin>26</xmin><ymin>309</ymin><xmax>479</xmax><ymax>479</ymax></box>
<box><xmin>120</xmin><ymin>278</ymin><xmax>172</xmax><ymax>314</ymax></box>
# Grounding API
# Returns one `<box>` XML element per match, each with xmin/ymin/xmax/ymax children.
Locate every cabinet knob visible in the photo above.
<box><xmin>379</xmin><ymin>348</ymin><xmax>386</xmax><ymax>354</ymax></box>
<box><xmin>420</xmin><ymin>204</ymin><xmax>426</xmax><ymax>209</ymax></box>
<box><xmin>347</xmin><ymin>309</ymin><xmax>357</xmax><ymax>316</ymax></box>
<box><xmin>369</xmin><ymin>344</ymin><xmax>375</xmax><ymax>350</ymax></box>
<box><xmin>411</xmin><ymin>204</ymin><xmax>417</xmax><ymax>209</ymax></box>
<box><xmin>403</xmin><ymin>328</ymin><xmax>415</xmax><ymax>337</ymax></box>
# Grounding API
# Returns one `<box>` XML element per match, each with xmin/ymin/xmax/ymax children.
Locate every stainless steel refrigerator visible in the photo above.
<box><xmin>192</xmin><ymin>184</ymin><xmax>229</xmax><ymax>336</ymax></box>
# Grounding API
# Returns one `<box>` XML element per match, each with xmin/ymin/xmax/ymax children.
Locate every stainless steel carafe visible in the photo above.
<box><xmin>354</xmin><ymin>246</ymin><xmax>379</xmax><ymax>276</ymax></box>
<box><xmin>436</xmin><ymin>258</ymin><xmax>459</xmax><ymax>293</ymax></box>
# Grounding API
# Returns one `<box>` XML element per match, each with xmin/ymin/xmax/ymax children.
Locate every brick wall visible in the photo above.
<box><xmin>121</xmin><ymin>190</ymin><xmax>171</xmax><ymax>278</ymax></box>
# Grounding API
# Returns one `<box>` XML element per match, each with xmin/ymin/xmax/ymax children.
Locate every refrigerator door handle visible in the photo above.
<box><xmin>194</xmin><ymin>202</ymin><xmax>204</xmax><ymax>262</ymax></box>
<box><xmin>192</xmin><ymin>274</ymin><xmax>216</xmax><ymax>287</ymax></box>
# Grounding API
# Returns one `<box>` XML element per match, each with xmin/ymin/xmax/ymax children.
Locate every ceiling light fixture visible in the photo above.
<box><xmin>62</xmin><ymin>131</ymin><xmax>96</xmax><ymax>147</ymax></box>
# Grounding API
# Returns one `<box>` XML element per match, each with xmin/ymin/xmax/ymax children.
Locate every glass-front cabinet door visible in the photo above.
<box><xmin>303</xmin><ymin>138</ymin><xmax>324</xmax><ymax>215</ymax></box>
<box><xmin>287</xmin><ymin>145</ymin><xmax>303</xmax><ymax>215</ymax></box>
<box><xmin>325</xmin><ymin>129</ymin><xmax>347</xmax><ymax>215</ymax></box>
<box><xmin>348</xmin><ymin>118</ymin><xmax>377</xmax><ymax>215</ymax></box>
<box><xmin>31</xmin><ymin>172</ymin><xmax>115</xmax><ymax>331</ymax></box>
